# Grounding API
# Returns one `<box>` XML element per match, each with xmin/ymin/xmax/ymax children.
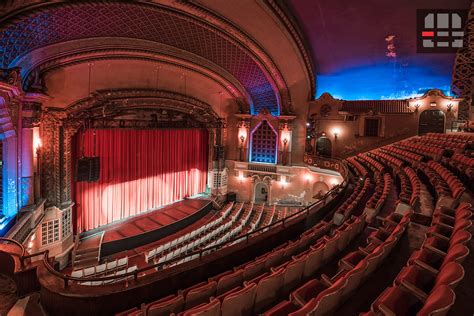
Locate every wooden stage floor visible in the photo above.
<box><xmin>101</xmin><ymin>198</ymin><xmax>210</xmax><ymax>244</ymax></box>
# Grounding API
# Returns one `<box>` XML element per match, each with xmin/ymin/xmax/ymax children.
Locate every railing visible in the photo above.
<box><xmin>0</xmin><ymin>237</ymin><xmax>27</xmax><ymax>268</ymax></box>
<box><xmin>247</xmin><ymin>163</ymin><xmax>277</xmax><ymax>173</ymax></box>
<box><xmin>304</xmin><ymin>155</ymin><xmax>349</xmax><ymax>180</ymax></box>
<box><xmin>35</xmin><ymin>159</ymin><xmax>349</xmax><ymax>288</ymax></box>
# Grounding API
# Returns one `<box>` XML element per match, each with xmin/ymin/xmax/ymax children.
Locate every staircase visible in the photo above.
<box><xmin>72</xmin><ymin>232</ymin><xmax>103</xmax><ymax>269</ymax></box>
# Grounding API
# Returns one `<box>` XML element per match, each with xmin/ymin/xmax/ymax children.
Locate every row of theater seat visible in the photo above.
<box><xmin>381</xmin><ymin>145</ymin><xmax>424</xmax><ymax>165</ymax></box>
<box><xmin>333</xmin><ymin>178</ymin><xmax>371</xmax><ymax>225</ymax></box>
<box><xmin>423</xmin><ymin>132</ymin><xmax>474</xmax><ymax>143</ymax></box>
<box><xmin>403</xmin><ymin>167</ymin><xmax>421</xmax><ymax>207</ymax></box>
<box><xmin>118</xmin><ymin>215</ymin><xmax>367</xmax><ymax>316</ymax></box>
<box><xmin>443</xmin><ymin>153</ymin><xmax>474</xmax><ymax>189</ymax></box>
<box><xmin>346</xmin><ymin>156</ymin><xmax>369</xmax><ymax>178</ymax></box>
<box><xmin>413</xmin><ymin>136</ymin><xmax>468</xmax><ymax>152</ymax></box>
<box><xmin>427</xmin><ymin>160</ymin><xmax>465</xmax><ymax>200</ymax></box>
<box><xmin>363</xmin><ymin>202</ymin><xmax>472</xmax><ymax>315</ymax></box>
<box><xmin>144</xmin><ymin>202</ymin><xmax>238</xmax><ymax>263</ymax></box>
<box><xmin>262</xmin><ymin>210</ymin><xmax>412</xmax><ymax>315</ymax></box>
<box><xmin>71</xmin><ymin>256</ymin><xmax>129</xmax><ymax>279</ymax></box>
<box><xmin>365</xmin><ymin>173</ymin><xmax>392</xmax><ymax>218</ymax></box>
<box><xmin>369</xmin><ymin>149</ymin><xmax>404</xmax><ymax>169</ymax></box>
<box><xmin>356</xmin><ymin>154</ymin><xmax>386</xmax><ymax>174</ymax></box>
<box><xmin>395</xmin><ymin>141</ymin><xmax>445</xmax><ymax>161</ymax></box>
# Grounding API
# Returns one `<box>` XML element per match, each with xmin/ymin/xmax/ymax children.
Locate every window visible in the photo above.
<box><xmin>250</xmin><ymin>120</ymin><xmax>277</xmax><ymax>164</ymax></box>
<box><xmin>364</xmin><ymin>118</ymin><xmax>380</xmax><ymax>137</ymax></box>
<box><xmin>41</xmin><ymin>219</ymin><xmax>60</xmax><ymax>246</ymax></box>
<box><xmin>62</xmin><ymin>209</ymin><xmax>72</xmax><ymax>238</ymax></box>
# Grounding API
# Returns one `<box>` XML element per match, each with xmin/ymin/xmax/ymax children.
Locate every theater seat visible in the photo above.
<box><xmin>409</xmin><ymin>244</ymin><xmax>469</xmax><ymax>274</ymax></box>
<box><xmin>416</xmin><ymin>285</ymin><xmax>456</xmax><ymax>316</ymax></box>
<box><xmin>394</xmin><ymin>262</ymin><xmax>464</xmax><ymax>301</ymax></box>
<box><xmin>290</xmin><ymin>279</ymin><xmax>328</xmax><ymax>307</ymax></box>
<box><xmin>242</xmin><ymin>258</ymin><xmax>266</xmax><ymax>281</ymax></box>
<box><xmin>181</xmin><ymin>298</ymin><xmax>220</xmax><ymax>316</ymax></box>
<box><xmin>261</xmin><ymin>300</ymin><xmax>298</xmax><ymax>316</ymax></box>
<box><xmin>302</xmin><ymin>242</ymin><xmax>324</xmax><ymax>279</ymax></box>
<box><xmin>253</xmin><ymin>268</ymin><xmax>285</xmax><ymax>313</ymax></box>
<box><xmin>280</xmin><ymin>254</ymin><xmax>306</xmax><ymax>296</ymax></box>
<box><xmin>422</xmin><ymin>230</ymin><xmax>471</xmax><ymax>255</ymax></box>
<box><xmin>146</xmin><ymin>294</ymin><xmax>184</xmax><ymax>316</ymax></box>
<box><xmin>220</xmin><ymin>282</ymin><xmax>257</xmax><ymax>316</ymax></box>
<box><xmin>180</xmin><ymin>281</ymin><xmax>217</xmax><ymax>309</ymax></box>
<box><xmin>215</xmin><ymin>269</ymin><xmax>243</xmax><ymax>296</ymax></box>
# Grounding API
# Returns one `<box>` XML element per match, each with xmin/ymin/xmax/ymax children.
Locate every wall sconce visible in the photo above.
<box><xmin>332</xmin><ymin>128</ymin><xmax>341</xmax><ymax>140</ymax></box>
<box><xmin>430</xmin><ymin>102</ymin><xmax>437</xmax><ymax>107</ymax></box>
<box><xmin>237</xmin><ymin>171</ymin><xmax>244</xmax><ymax>184</ymax></box>
<box><xmin>239</xmin><ymin>135</ymin><xmax>245</xmax><ymax>143</ymax></box>
<box><xmin>304</xmin><ymin>174</ymin><xmax>312</xmax><ymax>183</ymax></box>
<box><xmin>34</xmin><ymin>137</ymin><xmax>42</xmax><ymax>153</ymax></box>
<box><xmin>238</xmin><ymin>127</ymin><xmax>247</xmax><ymax>161</ymax></box>
<box><xmin>446</xmin><ymin>103</ymin><xmax>453</xmax><ymax>112</ymax></box>
<box><xmin>413</xmin><ymin>103</ymin><xmax>420</xmax><ymax>112</ymax></box>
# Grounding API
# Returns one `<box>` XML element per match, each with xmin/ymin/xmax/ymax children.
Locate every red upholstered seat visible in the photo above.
<box><xmin>280</xmin><ymin>254</ymin><xmax>306</xmax><ymax>296</ymax></box>
<box><xmin>253</xmin><ymin>268</ymin><xmax>285</xmax><ymax>313</ymax></box>
<box><xmin>394</xmin><ymin>262</ymin><xmax>464</xmax><ymax>300</ymax></box>
<box><xmin>322</xmin><ymin>232</ymin><xmax>340</xmax><ymax>263</ymax></box>
<box><xmin>302</xmin><ymin>242</ymin><xmax>324</xmax><ymax>278</ymax></box>
<box><xmin>422</xmin><ymin>230</ymin><xmax>471</xmax><ymax>255</ymax></box>
<box><xmin>416</xmin><ymin>285</ymin><xmax>456</xmax><ymax>316</ymax></box>
<box><xmin>146</xmin><ymin>294</ymin><xmax>184</xmax><ymax>316</ymax></box>
<box><xmin>409</xmin><ymin>244</ymin><xmax>469</xmax><ymax>274</ymax></box>
<box><xmin>180</xmin><ymin>281</ymin><xmax>217</xmax><ymax>309</ymax></box>
<box><xmin>215</xmin><ymin>269</ymin><xmax>243</xmax><ymax>296</ymax></box>
<box><xmin>242</xmin><ymin>258</ymin><xmax>266</xmax><ymax>281</ymax></box>
<box><xmin>181</xmin><ymin>298</ymin><xmax>220</xmax><ymax>316</ymax></box>
<box><xmin>261</xmin><ymin>300</ymin><xmax>299</xmax><ymax>316</ymax></box>
<box><xmin>290</xmin><ymin>279</ymin><xmax>328</xmax><ymax>307</ymax></box>
<box><xmin>371</xmin><ymin>286</ymin><xmax>421</xmax><ymax>315</ymax></box>
<box><xmin>220</xmin><ymin>282</ymin><xmax>257</xmax><ymax>316</ymax></box>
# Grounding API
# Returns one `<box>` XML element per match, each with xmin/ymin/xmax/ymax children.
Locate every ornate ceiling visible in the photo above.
<box><xmin>0</xmin><ymin>1</ymin><xmax>287</xmax><ymax>115</ymax></box>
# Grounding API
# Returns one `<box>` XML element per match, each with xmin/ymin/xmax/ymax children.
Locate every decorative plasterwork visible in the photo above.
<box><xmin>0</xmin><ymin>1</ymin><xmax>288</xmax><ymax>115</ymax></box>
<box><xmin>63</xmin><ymin>89</ymin><xmax>221</xmax><ymax>127</ymax></box>
<box><xmin>12</xmin><ymin>38</ymin><xmax>251</xmax><ymax>112</ymax></box>
<box><xmin>260</xmin><ymin>0</ymin><xmax>315</xmax><ymax>99</ymax></box>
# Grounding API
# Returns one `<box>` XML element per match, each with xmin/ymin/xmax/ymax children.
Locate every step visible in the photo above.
<box><xmin>75</xmin><ymin>246</ymin><xmax>100</xmax><ymax>256</ymax></box>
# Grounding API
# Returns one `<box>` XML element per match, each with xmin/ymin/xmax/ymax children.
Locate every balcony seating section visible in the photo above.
<box><xmin>118</xmin><ymin>213</ymin><xmax>367</xmax><ymax>315</ymax></box>
<box><xmin>427</xmin><ymin>160</ymin><xmax>465</xmax><ymax>200</ymax></box>
<box><xmin>346</xmin><ymin>156</ymin><xmax>369</xmax><ymax>178</ymax></box>
<box><xmin>369</xmin><ymin>149</ymin><xmax>405</xmax><ymax>169</ymax></box>
<box><xmin>381</xmin><ymin>145</ymin><xmax>424</xmax><ymax>166</ymax></box>
<box><xmin>262</xmin><ymin>210</ymin><xmax>412</xmax><ymax>316</ymax></box>
<box><xmin>366</xmin><ymin>173</ymin><xmax>392</xmax><ymax>212</ymax></box>
<box><xmin>356</xmin><ymin>153</ymin><xmax>386</xmax><ymax>174</ymax></box>
<box><xmin>395</xmin><ymin>141</ymin><xmax>445</xmax><ymax>161</ymax></box>
<box><xmin>71</xmin><ymin>256</ymin><xmax>131</xmax><ymax>285</ymax></box>
<box><xmin>364</xmin><ymin>202</ymin><xmax>472</xmax><ymax>315</ymax></box>
<box><xmin>332</xmin><ymin>178</ymin><xmax>371</xmax><ymax>225</ymax></box>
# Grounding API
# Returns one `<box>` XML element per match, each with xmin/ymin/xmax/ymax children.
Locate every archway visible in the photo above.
<box><xmin>254</xmin><ymin>182</ymin><xmax>269</xmax><ymax>203</ymax></box>
<box><xmin>316</xmin><ymin>136</ymin><xmax>332</xmax><ymax>157</ymax></box>
<box><xmin>419</xmin><ymin>110</ymin><xmax>445</xmax><ymax>135</ymax></box>
<box><xmin>312</xmin><ymin>181</ymin><xmax>330</xmax><ymax>199</ymax></box>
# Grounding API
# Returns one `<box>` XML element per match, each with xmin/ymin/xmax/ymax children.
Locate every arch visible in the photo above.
<box><xmin>418</xmin><ymin>110</ymin><xmax>446</xmax><ymax>135</ymax></box>
<box><xmin>250</xmin><ymin>120</ymin><xmax>278</xmax><ymax>164</ymax></box>
<box><xmin>316</xmin><ymin>136</ymin><xmax>332</xmax><ymax>157</ymax></box>
<box><xmin>254</xmin><ymin>182</ymin><xmax>269</xmax><ymax>203</ymax></box>
<box><xmin>312</xmin><ymin>181</ymin><xmax>330</xmax><ymax>199</ymax></box>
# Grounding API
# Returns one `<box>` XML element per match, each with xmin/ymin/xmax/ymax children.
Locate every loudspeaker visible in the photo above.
<box><xmin>76</xmin><ymin>157</ymin><xmax>100</xmax><ymax>182</ymax></box>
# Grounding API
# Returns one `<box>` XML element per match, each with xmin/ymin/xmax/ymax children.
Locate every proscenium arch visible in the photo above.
<box><xmin>0</xmin><ymin>1</ymin><xmax>287</xmax><ymax>115</ymax></box>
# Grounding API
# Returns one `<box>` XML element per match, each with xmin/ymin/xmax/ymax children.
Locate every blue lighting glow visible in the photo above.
<box><xmin>316</xmin><ymin>61</ymin><xmax>452</xmax><ymax>100</ymax></box>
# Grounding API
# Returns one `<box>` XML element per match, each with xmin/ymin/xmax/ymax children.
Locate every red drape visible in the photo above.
<box><xmin>74</xmin><ymin>129</ymin><xmax>208</xmax><ymax>232</ymax></box>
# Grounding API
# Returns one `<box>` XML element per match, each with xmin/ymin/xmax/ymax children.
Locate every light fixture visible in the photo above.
<box><xmin>305</xmin><ymin>174</ymin><xmax>312</xmax><ymax>182</ymax></box>
<box><xmin>306</xmin><ymin>122</ymin><xmax>310</xmax><ymax>127</ymax></box>
<box><xmin>430</xmin><ymin>102</ymin><xmax>437</xmax><ymax>107</ymax></box>
<box><xmin>239</xmin><ymin>135</ymin><xmax>245</xmax><ymax>143</ymax></box>
<box><xmin>446</xmin><ymin>103</ymin><xmax>453</xmax><ymax>111</ymax></box>
<box><xmin>332</xmin><ymin>127</ymin><xmax>341</xmax><ymax>140</ymax></box>
<box><xmin>413</xmin><ymin>103</ymin><xmax>420</xmax><ymax>112</ymax></box>
<box><xmin>34</xmin><ymin>137</ymin><xmax>42</xmax><ymax>152</ymax></box>
<box><xmin>282</xmin><ymin>138</ymin><xmax>288</xmax><ymax>145</ymax></box>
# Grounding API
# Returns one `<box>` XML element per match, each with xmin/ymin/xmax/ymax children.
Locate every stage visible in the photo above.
<box><xmin>81</xmin><ymin>198</ymin><xmax>213</xmax><ymax>257</ymax></box>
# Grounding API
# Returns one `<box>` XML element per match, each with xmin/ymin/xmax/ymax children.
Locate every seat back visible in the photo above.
<box><xmin>312</xmin><ymin>277</ymin><xmax>348</xmax><ymax>316</ymax></box>
<box><xmin>363</xmin><ymin>246</ymin><xmax>385</xmax><ymax>279</ymax></box>
<box><xmin>184</xmin><ymin>281</ymin><xmax>217</xmax><ymax>309</ymax></box>
<box><xmin>253</xmin><ymin>268</ymin><xmax>285</xmax><ymax>314</ymax></box>
<box><xmin>441</xmin><ymin>244</ymin><xmax>469</xmax><ymax>269</ymax></box>
<box><xmin>265</xmin><ymin>249</ymin><xmax>285</xmax><ymax>269</ymax></box>
<box><xmin>281</xmin><ymin>255</ymin><xmax>306</xmax><ymax>296</ymax></box>
<box><xmin>147</xmin><ymin>294</ymin><xmax>184</xmax><ymax>316</ymax></box>
<box><xmin>216</xmin><ymin>269</ymin><xmax>243</xmax><ymax>296</ymax></box>
<box><xmin>322</xmin><ymin>233</ymin><xmax>340</xmax><ymax>263</ymax></box>
<box><xmin>221</xmin><ymin>282</ymin><xmax>257</xmax><ymax>316</ymax></box>
<box><xmin>336</xmin><ymin>225</ymin><xmax>351</xmax><ymax>251</ymax></box>
<box><xmin>416</xmin><ymin>285</ymin><xmax>455</xmax><ymax>316</ymax></box>
<box><xmin>342</xmin><ymin>260</ymin><xmax>367</xmax><ymax>300</ymax></box>
<box><xmin>182</xmin><ymin>298</ymin><xmax>221</xmax><ymax>316</ymax></box>
<box><xmin>435</xmin><ymin>262</ymin><xmax>464</xmax><ymax>289</ymax></box>
<box><xmin>303</xmin><ymin>243</ymin><xmax>324</xmax><ymax>278</ymax></box>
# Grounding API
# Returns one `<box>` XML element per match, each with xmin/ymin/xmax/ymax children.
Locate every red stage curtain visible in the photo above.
<box><xmin>74</xmin><ymin>129</ymin><xmax>208</xmax><ymax>232</ymax></box>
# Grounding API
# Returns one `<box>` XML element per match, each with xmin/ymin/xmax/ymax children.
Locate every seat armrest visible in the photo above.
<box><xmin>414</xmin><ymin>259</ymin><xmax>439</xmax><ymax>275</ymax></box>
<box><xmin>320</xmin><ymin>274</ymin><xmax>333</xmax><ymax>287</ymax></box>
<box><xmin>400</xmin><ymin>280</ymin><xmax>428</xmax><ymax>302</ymax></box>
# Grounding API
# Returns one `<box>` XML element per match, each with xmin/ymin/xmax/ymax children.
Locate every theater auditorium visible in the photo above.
<box><xmin>0</xmin><ymin>1</ymin><xmax>473</xmax><ymax>315</ymax></box>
